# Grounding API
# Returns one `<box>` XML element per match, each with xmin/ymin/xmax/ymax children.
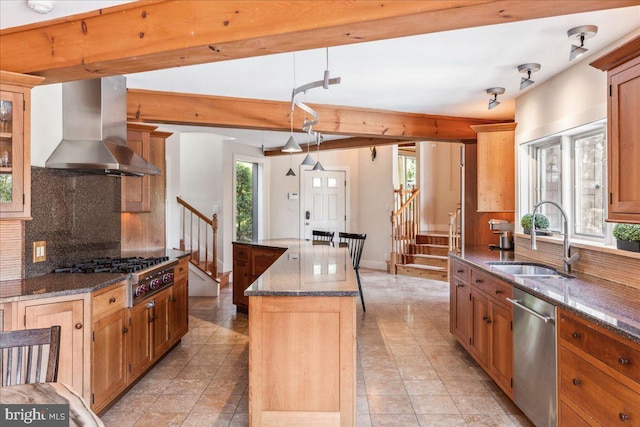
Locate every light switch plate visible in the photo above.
<box><xmin>33</xmin><ymin>241</ymin><xmax>46</xmax><ymax>263</ymax></box>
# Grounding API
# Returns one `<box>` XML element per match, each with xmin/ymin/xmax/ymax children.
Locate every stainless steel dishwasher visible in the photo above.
<box><xmin>507</xmin><ymin>288</ymin><xmax>557</xmax><ymax>427</ymax></box>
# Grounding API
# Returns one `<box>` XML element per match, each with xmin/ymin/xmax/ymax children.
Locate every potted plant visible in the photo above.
<box><xmin>613</xmin><ymin>224</ymin><xmax>640</xmax><ymax>253</ymax></box>
<box><xmin>521</xmin><ymin>213</ymin><xmax>550</xmax><ymax>235</ymax></box>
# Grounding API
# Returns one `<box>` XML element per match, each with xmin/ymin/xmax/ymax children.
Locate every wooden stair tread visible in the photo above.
<box><xmin>401</xmin><ymin>263</ymin><xmax>447</xmax><ymax>271</ymax></box>
<box><xmin>409</xmin><ymin>254</ymin><xmax>448</xmax><ymax>260</ymax></box>
<box><xmin>413</xmin><ymin>243</ymin><xmax>448</xmax><ymax>248</ymax></box>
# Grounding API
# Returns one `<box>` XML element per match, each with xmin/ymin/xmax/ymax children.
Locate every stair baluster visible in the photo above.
<box><xmin>177</xmin><ymin>196</ymin><xmax>220</xmax><ymax>281</ymax></box>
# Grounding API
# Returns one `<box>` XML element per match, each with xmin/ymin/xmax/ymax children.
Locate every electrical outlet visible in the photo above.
<box><xmin>33</xmin><ymin>241</ymin><xmax>46</xmax><ymax>263</ymax></box>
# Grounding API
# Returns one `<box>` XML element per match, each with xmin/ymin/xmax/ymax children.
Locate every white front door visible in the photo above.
<box><xmin>302</xmin><ymin>170</ymin><xmax>346</xmax><ymax>241</ymax></box>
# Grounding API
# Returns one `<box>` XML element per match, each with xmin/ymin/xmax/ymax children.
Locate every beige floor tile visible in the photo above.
<box><xmin>367</xmin><ymin>394</ymin><xmax>415</xmax><ymax>414</ymax></box>
<box><xmin>128</xmin><ymin>378</ymin><xmax>173</xmax><ymax>395</ymax></box>
<box><xmin>181</xmin><ymin>412</ymin><xmax>233</xmax><ymax>427</ymax></box>
<box><xmin>162</xmin><ymin>378</ymin><xmax>210</xmax><ymax>395</ymax></box>
<box><xmin>132</xmin><ymin>412</ymin><xmax>188</xmax><ymax>427</ymax></box>
<box><xmin>443</xmin><ymin>379</ymin><xmax>492</xmax><ymax>396</ymax></box>
<box><xmin>416</xmin><ymin>414</ymin><xmax>468</xmax><ymax>426</ymax></box>
<box><xmin>191</xmin><ymin>394</ymin><xmax>242</xmax><ymax>414</ymax></box>
<box><xmin>508</xmin><ymin>414</ymin><xmax>535</xmax><ymax>426</ymax></box>
<box><xmin>452</xmin><ymin>395</ymin><xmax>507</xmax><ymax>415</ymax></box>
<box><xmin>101</xmin><ymin>409</ymin><xmax>144</xmax><ymax>427</ymax></box>
<box><xmin>176</xmin><ymin>363</ymin><xmax>219</xmax><ymax>380</ymax></box>
<box><xmin>463</xmin><ymin>413</ymin><xmax>517</xmax><ymax>427</ymax></box>
<box><xmin>145</xmin><ymin>394</ymin><xmax>199</xmax><ymax>413</ymax></box>
<box><xmin>365</xmin><ymin>379</ymin><xmax>408</xmax><ymax>396</ymax></box>
<box><xmin>371</xmin><ymin>413</ymin><xmax>421</xmax><ymax>426</ymax></box>
<box><xmin>403</xmin><ymin>379</ymin><xmax>448</xmax><ymax>396</ymax></box>
<box><xmin>409</xmin><ymin>395</ymin><xmax>461</xmax><ymax>415</ymax></box>
<box><xmin>228</xmin><ymin>413</ymin><xmax>249</xmax><ymax>427</ymax></box>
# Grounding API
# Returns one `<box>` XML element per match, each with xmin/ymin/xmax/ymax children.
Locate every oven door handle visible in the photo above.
<box><xmin>506</xmin><ymin>298</ymin><xmax>554</xmax><ymax>323</ymax></box>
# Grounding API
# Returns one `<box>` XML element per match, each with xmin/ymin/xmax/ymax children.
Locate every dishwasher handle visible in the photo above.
<box><xmin>506</xmin><ymin>298</ymin><xmax>554</xmax><ymax>324</ymax></box>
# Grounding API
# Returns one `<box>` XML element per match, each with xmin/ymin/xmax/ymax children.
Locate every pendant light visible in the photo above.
<box><xmin>301</xmin><ymin>131</ymin><xmax>315</xmax><ymax>166</ymax></box>
<box><xmin>282</xmin><ymin>53</ymin><xmax>302</xmax><ymax>153</ymax></box>
<box><xmin>286</xmin><ymin>153</ymin><xmax>296</xmax><ymax>176</ymax></box>
<box><xmin>312</xmin><ymin>133</ymin><xmax>325</xmax><ymax>171</ymax></box>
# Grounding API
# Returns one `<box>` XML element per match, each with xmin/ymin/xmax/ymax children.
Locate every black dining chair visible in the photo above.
<box><xmin>312</xmin><ymin>230</ymin><xmax>335</xmax><ymax>245</ymax></box>
<box><xmin>0</xmin><ymin>325</ymin><xmax>61</xmax><ymax>386</ymax></box>
<box><xmin>338</xmin><ymin>232</ymin><xmax>367</xmax><ymax>312</ymax></box>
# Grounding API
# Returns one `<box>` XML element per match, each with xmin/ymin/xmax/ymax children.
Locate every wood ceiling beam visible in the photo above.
<box><xmin>263</xmin><ymin>137</ymin><xmax>411</xmax><ymax>157</ymax></box>
<box><xmin>2</xmin><ymin>0</ymin><xmax>637</xmax><ymax>84</ymax></box>
<box><xmin>127</xmin><ymin>88</ymin><xmax>499</xmax><ymax>142</ymax></box>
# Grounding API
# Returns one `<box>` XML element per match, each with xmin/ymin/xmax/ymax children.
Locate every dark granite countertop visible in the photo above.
<box><xmin>0</xmin><ymin>249</ymin><xmax>191</xmax><ymax>303</ymax></box>
<box><xmin>242</xmin><ymin>239</ymin><xmax>359</xmax><ymax>297</ymax></box>
<box><xmin>451</xmin><ymin>246</ymin><xmax>640</xmax><ymax>344</ymax></box>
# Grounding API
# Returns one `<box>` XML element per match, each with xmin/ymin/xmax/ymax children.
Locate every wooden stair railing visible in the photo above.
<box><xmin>390</xmin><ymin>185</ymin><xmax>420</xmax><ymax>273</ymax></box>
<box><xmin>449</xmin><ymin>206</ymin><xmax>461</xmax><ymax>252</ymax></box>
<box><xmin>177</xmin><ymin>196</ymin><xmax>218</xmax><ymax>281</ymax></box>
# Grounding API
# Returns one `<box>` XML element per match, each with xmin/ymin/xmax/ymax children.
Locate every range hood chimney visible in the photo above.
<box><xmin>45</xmin><ymin>76</ymin><xmax>160</xmax><ymax>177</ymax></box>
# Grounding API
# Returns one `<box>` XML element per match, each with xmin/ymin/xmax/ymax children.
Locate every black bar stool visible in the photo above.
<box><xmin>338</xmin><ymin>232</ymin><xmax>367</xmax><ymax>311</ymax></box>
<box><xmin>312</xmin><ymin>230</ymin><xmax>335</xmax><ymax>245</ymax></box>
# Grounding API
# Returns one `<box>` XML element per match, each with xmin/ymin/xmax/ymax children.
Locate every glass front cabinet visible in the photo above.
<box><xmin>0</xmin><ymin>71</ymin><xmax>44</xmax><ymax>220</ymax></box>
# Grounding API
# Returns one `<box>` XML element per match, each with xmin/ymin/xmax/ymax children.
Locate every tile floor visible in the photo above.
<box><xmin>102</xmin><ymin>269</ymin><xmax>533</xmax><ymax>427</ymax></box>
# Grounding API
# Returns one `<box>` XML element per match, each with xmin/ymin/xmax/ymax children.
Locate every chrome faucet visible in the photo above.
<box><xmin>531</xmin><ymin>200</ymin><xmax>580</xmax><ymax>274</ymax></box>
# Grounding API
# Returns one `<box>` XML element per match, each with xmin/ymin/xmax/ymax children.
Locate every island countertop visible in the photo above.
<box><xmin>240</xmin><ymin>238</ymin><xmax>359</xmax><ymax>297</ymax></box>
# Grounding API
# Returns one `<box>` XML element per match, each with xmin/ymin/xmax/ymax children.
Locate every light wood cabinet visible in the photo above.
<box><xmin>19</xmin><ymin>295</ymin><xmax>88</xmax><ymax>397</ymax></box>
<box><xmin>127</xmin><ymin>300</ymin><xmax>153</xmax><ymax>382</ymax></box>
<box><xmin>91</xmin><ymin>282</ymin><xmax>127</xmax><ymax>412</ymax></box>
<box><xmin>232</xmin><ymin>243</ymin><xmax>285</xmax><ymax>314</ymax></box>
<box><xmin>449</xmin><ymin>257</ymin><xmax>513</xmax><ymax>398</ymax></box>
<box><xmin>121</xmin><ymin>124</ymin><xmax>154</xmax><ymax>213</ymax></box>
<box><xmin>169</xmin><ymin>258</ymin><xmax>189</xmax><ymax>343</ymax></box>
<box><xmin>151</xmin><ymin>287</ymin><xmax>172</xmax><ymax>360</ymax></box>
<box><xmin>0</xmin><ymin>71</ymin><xmax>44</xmax><ymax>220</ymax></box>
<box><xmin>591</xmin><ymin>36</ymin><xmax>640</xmax><ymax>223</ymax></box>
<box><xmin>470</xmin><ymin>123</ymin><xmax>517</xmax><ymax>213</ymax></box>
<box><xmin>558</xmin><ymin>308</ymin><xmax>640</xmax><ymax>426</ymax></box>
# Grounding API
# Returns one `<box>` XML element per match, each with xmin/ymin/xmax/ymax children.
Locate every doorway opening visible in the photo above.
<box><xmin>235</xmin><ymin>160</ymin><xmax>259</xmax><ymax>241</ymax></box>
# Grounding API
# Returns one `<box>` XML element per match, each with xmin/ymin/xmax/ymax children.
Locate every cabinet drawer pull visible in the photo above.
<box><xmin>457</xmin><ymin>269</ymin><xmax>464</xmax><ymax>273</ymax></box>
<box><xmin>572</xmin><ymin>378</ymin><xmax>582</xmax><ymax>386</ymax></box>
<box><xmin>482</xmin><ymin>316</ymin><xmax>489</xmax><ymax>321</ymax></box>
<box><xmin>571</xmin><ymin>332</ymin><xmax>581</xmax><ymax>339</ymax></box>
<box><xmin>495</xmin><ymin>290</ymin><xmax>502</xmax><ymax>295</ymax></box>
<box><xmin>619</xmin><ymin>413</ymin><xmax>630</xmax><ymax>421</ymax></box>
<box><xmin>457</xmin><ymin>283</ymin><xmax>465</xmax><ymax>288</ymax></box>
<box><xmin>122</xmin><ymin>327</ymin><xmax>129</xmax><ymax>334</ymax></box>
<box><xmin>618</xmin><ymin>357</ymin><xmax>630</xmax><ymax>365</ymax></box>
<box><xmin>75</xmin><ymin>323</ymin><xmax>83</xmax><ymax>329</ymax></box>
<box><xmin>109</xmin><ymin>296</ymin><xmax>116</xmax><ymax>303</ymax></box>
<box><xmin>475</xmin><ymin>279</ymin><xmax>483</xmax><ymax>283</ymax></box>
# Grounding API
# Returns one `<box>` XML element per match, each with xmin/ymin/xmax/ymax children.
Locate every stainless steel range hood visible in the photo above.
<box><xmin>45</xmin><ymin>76</ymin><xmax>160</xmax><ymax>177</ymax></box>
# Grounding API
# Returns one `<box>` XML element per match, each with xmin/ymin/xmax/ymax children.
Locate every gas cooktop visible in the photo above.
<box><xmin>53</xmin><ymin>256</ymin><xmax>170</xmax><ymax>274</ymax></box>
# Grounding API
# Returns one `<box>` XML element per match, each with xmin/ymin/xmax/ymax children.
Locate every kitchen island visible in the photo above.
<box><xmin>243</xmin><ymin>239</ymin><xmax>359</xmax><ymax>427</ymax></box>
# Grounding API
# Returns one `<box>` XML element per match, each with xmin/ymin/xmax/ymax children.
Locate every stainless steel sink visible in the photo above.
<box><xmin>486</xmin><ymin>262</ymin><xmax>566</xmax><ymax>278</ymax></box>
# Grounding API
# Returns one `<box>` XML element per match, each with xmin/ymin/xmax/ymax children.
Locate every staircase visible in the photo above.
<box><xmin>390</xmin><ymin>187</ymin><xmax>459</xmax><ymax>282</ymax></box>
<box><xmin>395</xmin><ymin>232</ymin><xmax>449</xmax><ymax>281</ymax></box>
<box><xmin>177</xmin><ymin>196</ymin><xmax>230</xmax><ymax>290</ymax></box>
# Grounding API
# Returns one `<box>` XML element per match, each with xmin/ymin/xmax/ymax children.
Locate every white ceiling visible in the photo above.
<box><xmin>2</xmin><ymin>1</ymin><xmax>639</xmax><ymax>148</ymax></box>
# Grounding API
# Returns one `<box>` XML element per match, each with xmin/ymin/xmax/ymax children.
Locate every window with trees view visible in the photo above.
<box><xmin>526</xmin><ymin>119</ymin><xmax>606</xmax><ymax>241</ymax></box>
<box><xmin>398</xmin><ymin>153</ymin><xmax>416</xmax><ymax>189</ymax></box>
<box><xmin>235</xmin><ymin>161</ymin><xmax>258</xmax><ymax>242</ymax></box>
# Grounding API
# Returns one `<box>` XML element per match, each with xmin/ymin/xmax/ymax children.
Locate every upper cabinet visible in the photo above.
<box><xmin>591</xmin><ymin>36</ymin><xmax>640</xmax><ymax>224</ymax></box>
<box><xmin>121</xmin><ymin>123</ymin><xmax>157</xmax><ymax>213</ymax></box>
<box><xmin>0</xmin><ymin>71</ymin><xmax>44</xmax><ymax>220</ymax></box>
<box><xmin>471</xmin><ymin>122</ymin><xmax>517</xmax><ymax>212</ymax></box>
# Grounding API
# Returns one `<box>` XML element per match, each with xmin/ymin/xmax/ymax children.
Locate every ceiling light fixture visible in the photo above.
<box><xmin>282</xmin><ymin>54</ymin><xmax>303</xmax><ymax>153</ymax></box>
<box><xmin>486</xmin><ymin>87</ymin><xmax>505</xmax><ymax>110</ymax></box>
<box><xmin>567</xmin><ymin>25</ymin><xmax>598</xmax><ymax>61</ymax></box>
<box><xmin>312</xmin><ymin>133</ymin><xmax>325</xmax><ymax>171</ymax></box>
<box><xmin>518</xmin><ymin>63</ymin><xmax>541</xmax><ymax>90</ymax></box>
<box><xmin>27</xmin><ymin>0</ymin><xmax>54</xmax><ymax>14</ymax></box>
<box><xmin>286</xmin><ymin>153</ymin><xmax>296</xmax><ymax>176</ymax></box>
<box><xmin>301</xmin><ymin>132</ymin><xmax>315</xmax><ymax>166</ymax></box>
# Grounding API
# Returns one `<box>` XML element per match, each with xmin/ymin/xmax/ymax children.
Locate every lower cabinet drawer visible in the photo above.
<box><xmin>93</xmin><ymin>283</ymin><xmax>127</xmax><ymax>320</ymax></box>
<box><xmin>558</xmin><ymin>310</ymin><xmax>640</xmax><ymax>384</ymax></box>
<box><xmin>559</xmin><ymin>347</ymin><xmax>640</xmax><ymax>426</ymax></box>
<box><xmin>560</xmin><ymin>400</ymin><xmax>597</xmax><ymax>427</ymax></box>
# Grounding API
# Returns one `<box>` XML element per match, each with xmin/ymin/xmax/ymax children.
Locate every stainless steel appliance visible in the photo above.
<box><xmin>488</xmin><ymin>219</ymin><xmax>514</xmax><ymax>250</ymax></box>
<box><xmin>507</xmin><ymin>288</ymin><xmax>557</xmax><ymax>427</ymax></box>
<box><xmin>53</xmin><ymin>256</ymin><xmax>178</xmax><ymax>306</ymax></box>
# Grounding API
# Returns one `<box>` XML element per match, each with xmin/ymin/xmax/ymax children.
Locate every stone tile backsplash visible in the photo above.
<box><xmin>24</xmin><ymin>167</ymin><xmax>121</xmax><ymax>277</ymax></box>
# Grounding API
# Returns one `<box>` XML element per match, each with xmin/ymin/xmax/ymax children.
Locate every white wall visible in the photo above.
<box><xmin>417</xmin><ymin>141</ymin><xmax>462</xmax><ymax>232</ymax></box>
